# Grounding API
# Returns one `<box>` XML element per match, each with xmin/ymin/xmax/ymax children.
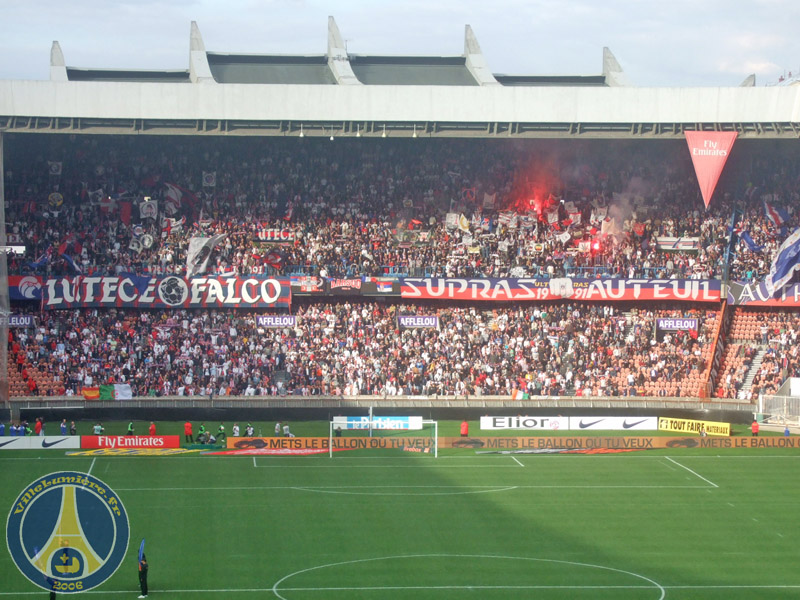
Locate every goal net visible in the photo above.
<box><xmin>329</xmin><ymin>416</ymin><xmax>438</xmax><ymax>458</ymax></box>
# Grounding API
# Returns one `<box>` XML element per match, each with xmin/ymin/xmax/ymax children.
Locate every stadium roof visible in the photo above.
<box><xmin>0</xmin><ymin>18</ymin><xmax>799</xmax><ymax>139</ymax></box>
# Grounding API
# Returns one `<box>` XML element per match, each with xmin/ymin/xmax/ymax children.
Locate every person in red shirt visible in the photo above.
<box><xmin>149</xmin><ymin>422</ymin><xmax>156</xmax><ymax>436</ymax></box>
<box><xmin>184</xmin><ymin>421</ymin><xmax>193</xmax><ymax>443</ymax></box>
<box><xmin>751</xmin><ymin>420</ymin><xmax>760</xmax><ymax>437</ymax></box>
<box><xmin>34</xmin><ymin>418</ymin><xmax>43</xmax><ymax>436</ymax></box>
<box><xmin>460</xmin><ymin>420</ymin><xmax>469</xmax><ymax>437</ymax></box>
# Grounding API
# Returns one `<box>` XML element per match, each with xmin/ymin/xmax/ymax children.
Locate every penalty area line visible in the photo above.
<box><xmin>666</xmin><ymin>456</ymin><xmax>718</xmax><ymax>488</ymax></box>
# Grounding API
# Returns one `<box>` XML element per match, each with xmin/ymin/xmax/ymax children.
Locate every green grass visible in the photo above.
<box><xmin>2</xmin><ymin>421</ymin><xmax>800</xmax><ymax>599</ymax></box>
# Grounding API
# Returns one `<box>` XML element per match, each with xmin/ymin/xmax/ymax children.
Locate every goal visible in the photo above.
<box><xmin>329</xmin><ymin>416</ymin><xmax>438</xmax><ymax>458</ymax></box>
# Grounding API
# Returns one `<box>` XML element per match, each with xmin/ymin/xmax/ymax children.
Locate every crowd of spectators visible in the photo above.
<box><xmin>4</xmin><ymin>134</ymin><xmax>798</xmax><ymax>283</ymax></box>
<box><xmin>717</xmin><ymin>309</ymin><xmax>800</xmax><ymax>400</ymax></box>
<box><xmin>6</xmin><ymin>301</ymin><xmax>716</xmax><ymax>399</ymax></box>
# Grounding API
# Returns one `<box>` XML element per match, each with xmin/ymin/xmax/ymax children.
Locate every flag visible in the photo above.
<box><xmin>82</xmin><ymin>387</ymin><xmax>100</xmax><ymax>400</ymax></box>
<box><xmin>764</xmin><ymin>200</ymin><xmax>790</xmax><ymax>230</ymax></box>
<box><xmin>164</xmin><ymin>182</ymin><xmax>197</xmax><ymax>216</ymax></box>
<box><xmin>684</xmin><ymin>131</ymin><xmax>738</xmax><ymax>208</ymax></box>
<box><xmin>376</xmin><ymin>280</ymin><xmax>393</xmax><ymax>293</ymax></box>
<box><xmin>457</xmin><ymin>214</ymin><xmax>470</xmax><ymax>233</ymax></box>
<box><xmin>202</xmin><ymin>171</ymin><xmax>217</xmax><ymax>187</ymax></box>
<box><xmin>766</xmin><ymin>227</ymin><xmax>800</xmax><ymax>296</ymax></box>
<box><xmin>48</xmin><ymin>161</ymin><xmax>62</xmax><ymax>176</ymax></box>
<box><xmin>60</xmin><ymin>254</ymin><xmax>82</xmax><ymax>274</ymax></box>
<box><xmin>264</xmin><ymin>250</ymin><xmax>283</xmax><ymax>270</ymax></box>
<box><xmin>186</xmin><ymin>234</ymin><xmax>226</xmax><ymax>277</ymax></box>
<box><xmin>99</xmin><ymin>384</ymin><xmax>133</xmax><ymax>400</ymax></box>
<box><xmin>511</xmin><ymin>389</ymin><xmax>529</xmax><ymax>400</ymax></box>
<box><xmin>27</xmin><ymin>251</ymin><xmax>49</xmax><ymax>270</ymax></box>
<box><xmin>740</xmin><ymin>231</ymin><xmax>763</xmax><ymax>253</ymax></box>
<box><xmin>139</xmin><ymin>539</ymin><xmax>146</xmax><ymax>564</ymax></box>
<box><xmin>139</xmin><ymin>199</ymin><xmax>158</xmax><ymax>220</ymax></box>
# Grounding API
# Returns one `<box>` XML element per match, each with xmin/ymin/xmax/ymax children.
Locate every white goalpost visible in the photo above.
<box><xmin>329</xmin><ymin>416</ymin><xmax>438</xmax><ymax>458</ymax></box>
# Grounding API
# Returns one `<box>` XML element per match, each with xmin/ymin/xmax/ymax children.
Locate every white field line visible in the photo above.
<box><xmin>665</xmin><ymin>456</ymin><xmax>718</xmax><ymax>488</ymax></box>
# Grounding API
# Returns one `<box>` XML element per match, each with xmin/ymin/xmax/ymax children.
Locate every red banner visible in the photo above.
<box><xmin>685</xmin><ymin>131</ymin><xmax>737</xmax><ymax>208</ymax></box>
<box><xmin>81</xmin><ymin>435</ymin><xmax>180</xmax><ymax>449</ymax></box>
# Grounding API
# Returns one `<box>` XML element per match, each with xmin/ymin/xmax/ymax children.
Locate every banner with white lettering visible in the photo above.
<box><xmin>256</xmin><ymin>315</ymin><xmax>297</xmax><ymax>327</ymax></box>
<box><xmin>397</xmin><ymin>315</ymin><xmax>439</xmax><ymax>328</ymax></box>
<box><xmin>728</xmin><ymin>281</ymin><xmax>800</xmax><ymax>306</ymax></box>
<box><xmin>656</xmin><ymin>318</ymin><xmax>699</xmax><ymax>331</ymax></box>
<box><xmin>685</xmin><ymin>131</ymin><xmax>737</xmax><ymax>209</ymax></box>
<box><xmin>400</xmin><ymin>278</ymin><xmax>722</xmax><ymax>303</ymax></box>
<box><xmin>44</xmin><ymin>276</ymin><xmax>291</xmax><ymax>309</ymax></box>
<box><xmin>81</xmin><ymin>435</ymin><xmax>181</xmax><ymax>449</ymax></box>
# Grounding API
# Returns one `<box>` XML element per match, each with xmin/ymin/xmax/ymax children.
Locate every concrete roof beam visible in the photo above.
<box><xmin>50</xmin><ymin>41</ymin><xmax>68</xmax><ymax>82</ymax></box>
<box><xmin>464</xmin><ymin>25</ymin><xmax>499</xmax><ymax>86</ymax></box>
<box><xmin>602</xmin><ymin>47</ymin><xmax>629</xmax><ymax>87</ymax></box>
<box><xmin>328</xmin><ymin>16</ymin><xmax>361</xmax><ymax>85</ymax></box>
<box><xmin>189</xmin><ymin>21</ymin><xmax>215</xmax><ymax>83</ymax></box>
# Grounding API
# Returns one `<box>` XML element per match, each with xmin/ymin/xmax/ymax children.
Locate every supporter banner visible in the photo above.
<box><xmin>257</xmin><ymin>315</ymin><xmax>296</xmax><ymax>327</ymax></box>
<box><xmin>656</xmin><ymin>318</ymin><xmax>698</xmax><ymax>331</ymax></box>
<box><xmin>255</xmin><ymin>229</ymin><xmax>295</xmax><ymax>243</ymax></box>
<box><xmin>3</xmin><ymin>314</ymin><xmax>35</xmax><ymax>328</ymax></box>
<box><xmin>9</xmin><ymin>275</ymin><xmax>43</xmax><ymax>301</ymax></box>
<box><xmin>685</xmin><ymin>131</ymin><xmax>737</xmax><ymax>208</ymax></box>
<box><xmin>361</xmin><ymin>277</ymin><xmax>400</xmax><ymax>296</ymax></box>
<box><xmin>657</xmin><ymin>417</ymin><xmax>730</xmax><ymax>437</ymax></box>
<box><xmin>397</xmin><ymin>315</ymin><xmax>438</xmax><ymax>328</ymax></box>
<box><xmin>654</xmin><ymin>236</ymin><xmax>701</xmax><ymax>251</ymax></box>
<box><xmin>400</xmin><ymin>278</ymin><xmax>722</xmax><ymax>303</ymax></box>
<box><xmin>327</xmin><ymin>278</ymin><xmax>362</xmax><ymax>295</ymax></box>
<box><xmin>480</xmin><ymin>416</ymin><xmax>567</xmax><ymax>431</ymax></box>
<box><xmin>0</xmin><ymin>436</ymin><xmax>81</xmax><ymax>450</ymax></box>
<box><xmin>332</xmin><ymin>416</ymin><xmax>424</xmax><ymax>430</ymax></box>
<box><xmin>81</xmin><ymin>435</ymin><xmax>181</xmax><ymax>449</ymax></box>
<box><xmin>729</xmin><ymin>281</ymin><xmax>800</xmax><ymax>306</ymax></box>
<box><xmin>569</xmin><ymin>417</ymin><xmax>658</xmax><ymax>431</ymax></box>
<box><xmin>43</xmin><ymin>275</ymin><xmax>291</xmax><ymax>309</ymax></box>
<box><xmin>290</xmin><ymin>275</ymin><xmax>325</xmax><ymax>295</ymax></box>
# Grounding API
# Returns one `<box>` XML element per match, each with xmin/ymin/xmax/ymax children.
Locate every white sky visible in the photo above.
<box><xmin>1</xmin><ymin>0</ymin><xmax>798</xmax><ymax>86</ymax></box>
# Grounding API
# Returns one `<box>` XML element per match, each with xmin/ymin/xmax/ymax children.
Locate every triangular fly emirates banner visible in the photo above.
<box><xmin>685</xmin><ymin>131</ymin><xmax>737</xmax><ymax>208</ymax></box>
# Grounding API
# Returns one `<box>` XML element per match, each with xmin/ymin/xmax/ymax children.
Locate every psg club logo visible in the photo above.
<box><xmin>6</xmin><ymin>472</ymin><xmax>130</xmax><ymax>593</ymax></box>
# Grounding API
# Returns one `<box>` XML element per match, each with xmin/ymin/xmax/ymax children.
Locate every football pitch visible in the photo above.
<box><xmin>3</xmin><ymin>424</ymin><xmax>800</xmax><ymax>599</ymax></box>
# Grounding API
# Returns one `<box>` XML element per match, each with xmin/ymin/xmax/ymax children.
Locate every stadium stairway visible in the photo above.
<box><xmin>741</xmin><ymin>347</ymin><xmax>768</xmax><ymax>391</ymax></box>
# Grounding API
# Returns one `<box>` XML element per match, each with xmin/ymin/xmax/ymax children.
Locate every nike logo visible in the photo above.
<box><xmin>579</xmin><ymin>419</ymin><xmax>604</xmax><ymax>429</ymax></box>
<box><xmin>623</xmin><ymin>419</ymin><xmax>649</xmax><ymax>429</ymax></box>
<box><xmin>0</xmin><ymin>439</ymin><xmax>20</xmax><ymax>448</ymax></box>
<box><xmin>41</xmin><ymin>438</ymin><xmax>67</xmax><ymax>448</ymax></box>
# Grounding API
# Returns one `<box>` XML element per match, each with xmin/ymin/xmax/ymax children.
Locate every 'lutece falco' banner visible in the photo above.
<box><xmin>44</xmin><ymin>275</ymin><xmax>291</xmax><ymax>309</ymax></box>
<box><xmin>400</xmin><ymin>278</ymin><xmax>722</xmax><ymax>303</ymax></box>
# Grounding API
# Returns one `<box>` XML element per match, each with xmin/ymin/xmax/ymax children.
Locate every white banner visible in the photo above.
<box><xmin>569</xmin><ymin>417</ymin><xmax>658</xmax><ymax>431</ymax></box>
<box><xmin>480</xmin><ymin>416</ymin><xmax>567</xmax><ymax>431</ymax></box>
<box><xmin>0</xmin><ymin>436</ymin><xmax>81</xmax><ymax>450</ymax></box>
